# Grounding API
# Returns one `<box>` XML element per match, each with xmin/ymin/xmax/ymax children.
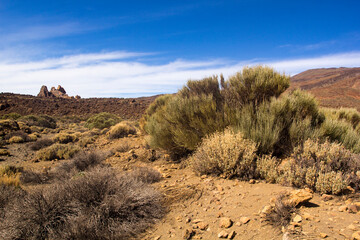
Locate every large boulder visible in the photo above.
<box><xmin>37</xmin><ymin>85</ymin><xmax>53</xmax><ymax>97</ymax></box>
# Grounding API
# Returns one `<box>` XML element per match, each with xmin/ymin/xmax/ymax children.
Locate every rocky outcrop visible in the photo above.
<box><xmin>37</xmin><ymin>85</ymin><xmax>78</xmax><ymax>99</ymax></box>
<box><xmin>37</xmin><ymin>86</ymin><xmax>53</xmax><ymax>97</ymax></box>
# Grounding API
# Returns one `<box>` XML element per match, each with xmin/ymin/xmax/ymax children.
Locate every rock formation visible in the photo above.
<box><xmin>37</xmin><ymin>85</ymin><xmax>80</xmax><ymax>99</ymax></box>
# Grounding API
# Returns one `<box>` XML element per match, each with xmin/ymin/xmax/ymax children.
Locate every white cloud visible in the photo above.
<box><xmin>1</xmin><ymin>51</ymin><xmax>360</xmax><ymax>98</ymax></box>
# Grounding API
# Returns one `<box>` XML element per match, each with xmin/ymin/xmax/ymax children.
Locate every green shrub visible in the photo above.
<box><xmin>189</xmin><ymin>129</ymin><xmax>257</xmax><ymax>179</ymax></box>
<box><xmin>145</xmin><ymin>94</ymin><xmax>226</xmax><ymax>158</ymax></box>
<box><xmin>319</xmin><ymin>118</ymin><xmax>360</xmax><ymax>153</ymax></box>
<box><xmin>36</xmin><ymin>144</ymin><xmax>80</xmax><ymax>161</ymax></box>
<box><xmin>234</xmin><ymin>89</ymin><xmax>324</xmax><ymax>156</ymax></box>
<box><xmin>0</xmin><ymin>113</ymin><xmax>22</xmax><ymax>120</ymax></box>
<box><xmin>18</xmin><ymin>115</ymin><xmax>57</xmax><ymax>129</ymax></box>
<box><xmin>108</xmin><ymin>121</ymin><xmax>136</xmax><ymax>139</ymax></box>
<box><xmin>85</xmin><ymin>112</ymin><xmax>120</xmax><ymax>130</ymax></box>
<box><xmin>222</xmin><ymin>65</ymin><xmax>290</xmax><ymax>108</ymax></box>
<box><xmin>279</xmin><ymin>139</ymin><xmax>360</xmax><ymax>194</ymax></box>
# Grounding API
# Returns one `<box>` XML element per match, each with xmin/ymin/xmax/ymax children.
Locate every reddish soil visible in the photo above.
<box><xmin>290</xmin><ymin>67</ymin><xmax>360</xmax><ymax>110</ymax></box>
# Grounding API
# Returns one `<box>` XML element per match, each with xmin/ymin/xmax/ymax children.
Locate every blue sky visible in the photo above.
<box><xmin>0</xmin><ymin>0</ymin><xmax>360</xmax><ymax>97</ymax></box>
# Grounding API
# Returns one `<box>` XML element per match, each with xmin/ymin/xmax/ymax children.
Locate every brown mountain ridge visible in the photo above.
<box><xmin>290</xmin><ymin>67</ymin><xmax>360</xmax><ymax>110</ymax></box>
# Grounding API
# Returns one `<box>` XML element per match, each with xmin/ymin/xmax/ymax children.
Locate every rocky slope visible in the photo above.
<box><xmin>290</xmin><ymin>67</ymin><xmax>360</xmax><ymax>110</ymax></box>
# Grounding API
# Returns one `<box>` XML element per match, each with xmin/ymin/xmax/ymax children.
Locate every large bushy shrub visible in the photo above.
<box><xmin>221</xmin><ymin>66</ymin><xmax>290</xmax><ymax>108</ymax></box>
<box><xmin>143</xmin><ymin>66</ymin><xmax>290</xmax><ymax>158</ymax></box>
<box><xmin>85</xmin><ymin>112</ymin><xmax>121</xmax><ymax>130</ymax></box>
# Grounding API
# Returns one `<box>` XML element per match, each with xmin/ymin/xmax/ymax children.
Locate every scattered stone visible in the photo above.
<box><xmin>348</xmin><ymin>224</ymin><xmax>357</xmax><ymax>231</ymax></box>
<box><xmin>192</xmin><ymin>219</ymin><xmax>204</xmax><ymax>223</ymax></box>
<box><xmin>321</xmin><ymin>194</ymin><xmax>333</xmax><ymax>201</ymax></box>
<box><xmin>302</xmin><ymin>212</ymin><xmax>313</xmax><ymax>220</ymax></box>
<box><xmin>235</xmin><ymin>222</ymin><xmax>241</xmax><ymax>226</ymax></box>
<box><xmin>218</xmin><ymin>230</ymin><xmax>229</xmax><ymax>238</ymax></box>
<box><xmin>154</xmin><ymin>236</ymin><xmax>161</xmax><ymax>240</ymax></box>
<box><xmin>319</xmin><ymin>233</ymin><xmax>328</xmax><ymax>238</ymax></box>
<box><xmin>353</xmin><ymin>231</ymin><xmax>360</xmax><ymax>240</ymax></box>
<box><xmin>219</xmin><ymin>217</ymin><xmax>232</xmax><ymax>228</ymax></box>
<box><xmin>293</xmin><ymin>215</ymin><xmax>302</xmax><ymax>223</ymax></box>
<box><xmin>197</xmin><ymin>222</ymin><xmax>209</xmax><ymax>230</ymax></box>
<box><xmin>183</xmin><ymin>228</ymin><xmax>195</xmax><ymax>240</ymax></box>
<box><xmin>339</xmin><ymin>205</ymin><xmax>348</xmax><ymax>212</ymax></box>
<box><xmin>185</xmin><ymin>218</ymin><xmax>191</xmax><ymax>223</ymax></box>
<box><xmin>240</xmin><ymin>216</ymin><xmax>250</xmax><ymax>224</ymax></box>
<box><xmin>286</xmin><ymin>188</ymin><xmax>313</xmax><ymax>207</ymax></box>
<box><xmin>249</xmin><ymin>179</ymin><xmax>255</xmax><ymax>184</ymax></box>
<box><xmin>349</xmin><ymin>204</ymin><xmax>359</xmax><ymax>213</ymax></box>
<box><xmin>228</xmin><ymin>230</ymin><xmax>236</xmax><ymax>239</ymax></box>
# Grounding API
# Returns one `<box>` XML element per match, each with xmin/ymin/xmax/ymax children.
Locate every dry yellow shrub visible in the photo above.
<box><xmin>189</xmin><ymin>129</ymin><xmax>257</xmax><ymax>179</ymax></box>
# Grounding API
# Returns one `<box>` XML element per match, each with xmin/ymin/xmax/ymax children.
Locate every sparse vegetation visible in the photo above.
<box><xmin>36</xmin><ymin>143</ymin><xmax>80</xmax><ymax>161</ymax></box>
<box><xmin>0</xmin><ymin>166</ymin><xmax>164</xmax><ymax>240</ymax></box>
<box><xmin>108</xmin><ymin>121</ymin><xmax>136</xmax><ymax>139</ymax></box>
<box><xmin>18</xmin><ymin>114</ymin><xmax>57</xmax><ymax>129</ymax></box>
<box><xmin>54</xmin><ymin>132</ymin><xmax>78</xmax><ymax>143</ymax></box>
<box><xmin>85</xmin><ymin>112</ymin><xmax>121</xmax><ymax>130</ymax></box>
<box><xmin>29</xmin><ymin>138</ymin><xmax>54</xmax><ymax>150</ymax></box>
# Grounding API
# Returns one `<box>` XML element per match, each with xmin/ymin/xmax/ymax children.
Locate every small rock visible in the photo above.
<box><xmin>293</xmin><ymin>215</ymin><xmax>302</xmax><ymax>223</ymax></box>
<box><xmin>154</xmin><ymin>236</ymin><xmax>161</xmax><ymax>240</ymax></box>
<box><xmin>235</xmin><ymin>222</ymin><xmax>241</xmax><ymax>226</ymax></box>
<box><xmin>240</xmin><ymin>216</ymin><xmax>250</xmax><ymax>224</ymax></box>
<box><xmin>339</xmin><ymin>205</ymin><xmax>348</xmax><ymax>212</ymax></box>
<box><xmin>349</xmin><ymin>204</ymin><xmax>359</xmax><ymax>213</ymax></box>
<box><xmin>348</xmin><ymin>224</ymin><xmax>357</xmax><ymax>231</ymax></box>
<box><xmin>218</xmin><ymin>230</ymin><xmax>229</xmax><ymax>238</ymax></box>
<box><xmin>249</xmin><ymin>179</ymin><xmax>255</xmax><ymax>184</ymax></box>
<box><xmin>353</xmin><ymin>231</ymin><xmax>360</xmax><ymax>240</ymax></box>
<box><xmin>228</xmin><ymin>231</ymin><xmax>236</xmax><ymax>239</ymax></box>
<box><xmin>183</xmin><ymin>228</ymin><xmax>195</xmax><ymax>240</ymax></box>
<box><xmin>319</xmin><ymin>233</ymin><xmax>328</xmax><ymax>238</ymax></box>
<box><xmin>286</xmin><ymin>188</ymin><xmax>313</xmax><ymax>207</ymax></box>
<box><xmin>219</xmin><ymin>217</ymin><xmax>232</xmax><ymax>228</ymax></box>
<box><xmin>197</xmin><ymin>222</ymin><xmax>209</xmax><ymax>230</ymax></box>
<box><xmin>192</xmin><ymin>219</ymin><xmax>204</xmax><ymax>223</ymax></box>
<box><xmin>321</xmin><ymin>194</ymin><xmax>333</xmax><ymax>201</ymax></box>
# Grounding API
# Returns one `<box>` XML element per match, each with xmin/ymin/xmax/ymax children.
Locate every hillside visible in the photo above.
<box><xmin>0</xmin><ymin>93</ymin><xmax>158</xmax><ymax>119</ymax></box>
<box><xmin>290</xmin><ymin>67</ymin><xmax>360</xmax><ymax>110</ymax></box>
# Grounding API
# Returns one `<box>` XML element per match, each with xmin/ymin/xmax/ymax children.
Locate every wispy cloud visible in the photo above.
<box><xmin>278</xmin><ymin>40</ymin><xmax>337</xmax><ymax>52</ymax></box>
<box><xmin>0</xmin><ymin>22</ymin><xmax>88</xmax><ymax>44</ymax></box>
<box><xmin>1</xmin><ymin>51</ymin><xmax>360</xmax><ymax>98</ymax></box>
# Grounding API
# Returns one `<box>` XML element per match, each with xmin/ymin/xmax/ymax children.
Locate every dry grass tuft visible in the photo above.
<box><xmin>263</xmin><ymin>194</ymin><xmax>297</xmax><ymax>228</ymax></box>
<box><xmin>108</xmin><ymin>121</ymin><xmax>137</xmax><ymax>139</ymax></box>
